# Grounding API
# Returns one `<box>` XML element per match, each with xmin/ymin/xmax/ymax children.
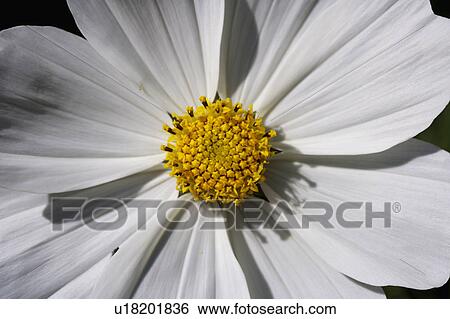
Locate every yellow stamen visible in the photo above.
<box><xmin>161</xmin><ymin>97</ymin><xmax>277</xmax><ymax>204</ymax></box>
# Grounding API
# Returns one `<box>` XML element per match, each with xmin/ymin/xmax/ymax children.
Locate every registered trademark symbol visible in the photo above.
<box><xmin>392</xmin><ymin>202</ymin><xmax>402</xmax><ymax>213</ymax></box>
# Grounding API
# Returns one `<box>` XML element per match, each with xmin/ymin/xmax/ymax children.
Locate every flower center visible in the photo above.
<box><xmin>161</xmin><ymin>96</ymin><xmax>276</xmax><ymax>204</ymax></box>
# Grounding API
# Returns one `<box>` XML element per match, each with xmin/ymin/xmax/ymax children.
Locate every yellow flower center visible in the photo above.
<box><xmin>161</xmin><ymin>96</ymin><xmax>276</xmax><ymax>204</ymax></box>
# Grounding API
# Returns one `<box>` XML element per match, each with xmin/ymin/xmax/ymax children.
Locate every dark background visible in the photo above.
<box><xmin>0</xmin><ymin>1</ymin><xmax>449</xmax><ymax>299</ymax></box>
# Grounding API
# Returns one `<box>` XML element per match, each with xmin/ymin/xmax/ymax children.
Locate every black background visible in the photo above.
<box><xmin>0</xmin><ymin>1</ymin><xmax>449</xmax><ymax>299</ymax></box>
<box><xmin>1</xmin><ymin>1</ymin><xmax>450</xmax><ymax>37</ymax></box>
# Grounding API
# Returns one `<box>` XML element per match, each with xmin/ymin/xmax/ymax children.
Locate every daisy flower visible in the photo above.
<box><xmin>0</xmin><ymin>0</ymin><xmax>449</xmax><ymax>298</ymax></box>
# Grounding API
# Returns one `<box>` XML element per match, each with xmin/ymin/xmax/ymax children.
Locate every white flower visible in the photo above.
<box><xmin>0</xmin><ymin>0</ymin><xmax>449</xmax><ymax>298</ymax></box>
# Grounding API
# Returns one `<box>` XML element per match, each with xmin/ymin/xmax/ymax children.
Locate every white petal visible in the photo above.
<box><xmin>89</xmin><ymin>214</ymin><xmax>172</xmax><ymax>298</ymax></box>
<box><xmin>265</xmin><ymin>139</ymin><xmax>450</xmax><ymax>289</ymax></box>
<box><xmin>50</xmin><ymin>256</ymin><xmax>111</xmax><ymax>299</ymax></box>
<box><xmin>68</xmin><ymin>0</ymin><xmax>224</xmax><ymax>110</ymax></box>
<box><xmin>214</xmin><ymin>224</ymin><xmax>250</xmax><ymax>298</ymax></box>
<box><xmin>0</xmin><ymin>26</ymin><xmax>166</xmax><ymax>154</ymax></box>
<box><xmin>229</xmin><ymin>209</ymin><xmax>384</xmax><ymax>298</ymax></box>
<box><xmin>0</xmin><ymin>187</ymin><xmax>46</xmax><ymax>220</ymax></box>
<box><xmin>0</xmin><ymin>26</ymin><xmax>167</xmax><ymax>193</ymax></box>
<box><xmin>132</xmin><ymin>212</ymin><xmax>195</xmax><ymax>298</ymax></box>
<box><xmin>221</xmin><ymin>0</ymin><xmax>450</xmax><ymax>155</ymax></box>
<box><xmin>0</xmin><ymin>170</ymin><xmax>175</xmax><ymax>298</ymax></box>
<box><xmin>219</xmin><ymin>0</ymin><xmax>316</xmax><ymax>105</ymax></box>
<box><xmin>0</xmin><ymin>152</ymin><xmax>164</xmax><ymax>193</ymax></box>
<box><xmin>95</xmin><ymin>204</ymin><xmax>249</xmax><ymax>298</ymax></box>
<box><xmin>174</xmin><ymin>211</ymin><xmax>249</xmax><ymax>298</ymax></box>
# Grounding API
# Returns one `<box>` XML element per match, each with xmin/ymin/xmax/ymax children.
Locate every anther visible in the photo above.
<box><xmin>167</xmin><ymin>112</ymin><xmax>176</xmax><ymax>121</ymax></box>
<box><xmin>163</xmin><ymin>124</ymin><xmax>176</xmax><ymax>135</ymax></box>
<box><xmin>263</xmin><ymin>130</ymin><xmax>277</xmax><ymax>138</ymax></box>
<box><xmin>160</xmin><ymin>145</ymin><xmax>173</xmax><ymax>152</ymax></box>
<box><xmin>270</xmin><ymin>147</ymin><xmax>282</xmax><ymax>154</ymax></box>
<box><xmin>186</xmin><ymin>106</ymin><xmax>194</xmax><ymax>117</ymax></box>
<box><xmin>200</xmin><ymin>96</ymin><xmax>209</xmax><ymax>107</ymax></box>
